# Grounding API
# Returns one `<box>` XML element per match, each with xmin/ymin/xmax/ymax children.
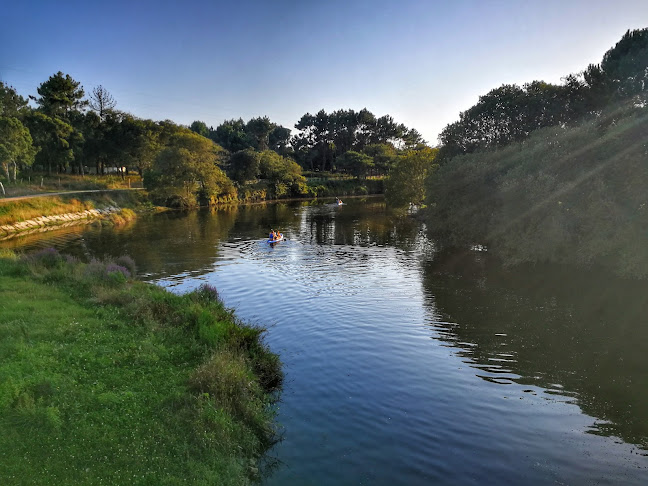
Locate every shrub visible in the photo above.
<box><xmin>191</xmin><ymin>283</ymin><xmax>220</xmax><ymax>304</ymax></box>
<box><xmin>114</xmin><ymin>255</ymin><xmax>137</xmax><ymax>276</ymax></box>
<box><xmin>188</xmin><ymin>350</ymin><xmax>265</xmax><ymax>426</ymax></box>
<box><xmin>82</xmin><ymin>259</ymin><xmax>131</xmax><ymax>286</ymax></box>
<box><xmin>24</xmin><ymin>247</ymin><xmax>64</xmax><ymax>268</ymax></box>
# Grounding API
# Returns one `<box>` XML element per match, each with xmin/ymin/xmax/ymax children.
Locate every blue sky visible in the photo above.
<box><xmin>2</xmin><ymin>0</ymin><xmax>648</xmax><ymax>144</ymax></box>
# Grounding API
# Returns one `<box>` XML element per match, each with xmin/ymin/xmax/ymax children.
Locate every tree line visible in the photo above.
<box><xmin>0</xmin><ymin>71</ymin><xmax>435</xmax><ymax>206</ymax></box>
<box><xmin>424</xmin><ymin>28</ymin><xmax>648</xmax><ymax>277</ymax></box>
<box><xmin>190</xmin><ymin>108</ymin><xmax>428</xmax><ymax>177</ymax></box>
<box><xmin>7</xmin><ymin>28</ymin><xmax>642</xmax><ymax>209</ymax></box>
<box><xmin>437</xmin><ymin>28</ymin><xmax>648</xmax><ymax>162</ymax></box>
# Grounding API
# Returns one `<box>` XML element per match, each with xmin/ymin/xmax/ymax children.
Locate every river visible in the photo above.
<box><xmin>3</xmin><ymin>198</ymin><xmax>647</xmax><ymax>485</ymax></box>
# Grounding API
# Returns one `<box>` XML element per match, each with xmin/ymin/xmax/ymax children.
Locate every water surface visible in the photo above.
<box><xmin>4</xmin><ymin>199</ymin><xmax>648</xmax><ymax>485</ymax></box>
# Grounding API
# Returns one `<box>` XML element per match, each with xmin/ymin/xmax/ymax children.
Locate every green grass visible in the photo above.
<box><xmin>1</xmin><ymin>173</ymin><xmax>144</xmax><ymax>198</ymax></box>
<box><xmin>0</xmin><ymin>250</ymin><xmax>282</xmax><ymax>485</ymax></box>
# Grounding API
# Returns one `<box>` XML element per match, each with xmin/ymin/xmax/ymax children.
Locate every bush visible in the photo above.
<box><xmin>24</xmin><ymin>247</ymin><xmax>64</xmax><ymax>269</ymax></box>
<box><xmin>114</xmin><ymin>255</ymin><xmax>137</xmax><ymax>276</ymax></box>
<box><xmin>191</xmin><ymin>283</ymin><xmax>220</xmax><ymax>304</ymax></box>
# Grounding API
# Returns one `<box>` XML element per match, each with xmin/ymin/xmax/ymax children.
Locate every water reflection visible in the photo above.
<box><xmin>423</xmin><ymin>249</ymin><xmax>648</xmax><ymax>450</ymax></box>
<box><xmin>3</xmin><ymin>198</ymin><xmax>648</xmax><ymax>484</ymax></box>
<box><xmin>301</xmin><ymin>199</ymin><xmax>426</xmax><ymax>248</ymax></box>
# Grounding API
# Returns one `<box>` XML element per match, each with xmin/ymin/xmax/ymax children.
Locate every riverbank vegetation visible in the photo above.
<box><xmin>424</xmin><ymin>28</ymin><xmax>648</xmax><ymax>277</ymax></box>
<box><xmin>0</xmin><ymin>248</ymin><xmax>282</xmax><ymax>484</ymax></box>
<box><xmin>1</xmin><ymin>73</ymin><xmax>426</xmax><ymax>208</ymax></box>
<box><xmin>0</xmin><ymin>173</ymin><xmax>142</xmax><ymax>199</ymax></box>
<box><xmin>0</xmin><ymin>191</ymin><xmax>145</xmax><ymax>226</ymax></box>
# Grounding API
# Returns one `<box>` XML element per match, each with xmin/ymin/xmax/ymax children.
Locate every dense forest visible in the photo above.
<box><xmin>425</xmin><ymin>28</ymin><xmax>648</xmax><ymax>277</ymax></box>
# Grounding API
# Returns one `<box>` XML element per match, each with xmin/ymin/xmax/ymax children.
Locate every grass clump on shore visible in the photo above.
<box><xmin>0</xmin><ymin>248</ymin><xmax>282</xmax><ymax>485</ymax></box>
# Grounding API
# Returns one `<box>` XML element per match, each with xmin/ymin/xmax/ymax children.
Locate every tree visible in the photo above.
<box><xmin>212</xmin><ymin>118</ymin><xmax>251</xmax><ymax>152</ymax></box>
<box><xmin>228</xmin><ymin>149</ymin><xmax>260</xmax><ymax>184</ymax></box>
<box><xmin>190</xmin><ymin>120</ymin><xmax>210</xmax><ymax>138</ymax></box>
<box><xmin>437</xmin><ymin>82</ymin><xmax>569</xmax><ymax>162</ymax></box>
<box><xmin>269</xmin><ymin>125</ymin><xmax>291</xmax><ymax>156</ymax></box>
<box><xmin>337</xmin><ymin>150</ymin><xmax>374</xmax><ymax>179</ymax></box>
<box><xmin>258</xmin><ymin>150</ymin><xmax>306</xmax><ymax>198</ymax></box>
<box><xmin>293</xmin><ymin>112</ymin><xmax>317</xmax><ymax>170</ymax></box>
<box><xmin>385</xmin><ymin>147</ymin><xmax>438</xmax><ymax>207</ymax></box>
<box><xmin>599</xmin><ymin>28</ymin><xmax>648</xmax><ymax>99</ymax></box>
<box><xmin>294</xmin><ymin>110</ymin><xmax>334</xmax><ymax>171</ymax></box>
<box><xmin>371</xmin><ymin>115</ymin><xmax>403</xmax><ymax>145</ymax></box>
<box><xmin>292</xmin><ymin>108</ymin><xmax>426</xmax><ymax>170</ymax></box>
<box><xmin>0</xmin><ymin>82</ymin><xmax>29</xmax><ymax>117</ymax></box>
<box><xmin>88</xmin><ymin>85</ymin><xmax>117</xmax><ymax>120</ymax></box>
<box><xmin>245</xmin><ymin>116</ymin><xmax>273</xmax><ymax>151</ymax></box>
<box><xmin>329</xmin><ymin>109</ymin><xmax>358</xmax><ymax>155</ymax></box>
<box><xmin>24</xmin><ymin>112</ymin><xmax>74</xmax><ymax>175</ymax></box>
<box><xmin>36</xmin><ymin>71</ymin><xmax>87</xmax><ymax>119</ymax></box>
<box><xmin>123</xmin><ymin>117</ymin><xmax>163</xmax><ymax>176</ymax></box>
<box><xmin>144</xmin><ymin>130</ymin><xmax>235</xmax><ymax>208</ymax></box>
<box><xmin>77</xmin><ymin>110</ymin><xmax>105</xmax><ymax>174</ymax></box>
<box><xmin>401</xmin><ymin>128</ymin><xmax>426</xmax><ymax>149</ymax></box>
<box><xmin>0</xmin><ymin>116</ymin><xmax>36</xmax><ymax>182</ymax></box>
<box><xmin>355</xmin><ymin>108</ymin><xmax>377</xmax><ymax>150</ymax></box>
<box><xmin>363</xmin><ymin>143</ymin><xmax>397</xmax><ymax>175</ymax></box>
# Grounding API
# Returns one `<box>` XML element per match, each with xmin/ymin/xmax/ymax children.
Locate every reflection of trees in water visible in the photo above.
<box><xmin>423</xmin><ymin>250</ymin><xmax>648</xmax><ymax>449</ymax></box>
<box><xmin>66</xmin><ymin>208</ymin><xmax>242</xmax><ymax>278</ymax></box>
<box><xmin>129</xmin><ymin>203</ymin><xmax>305</xmax><ymax>277</ymax></box>
<box><xmin>227</xmin><ymin>202</ymin><xmax>303</xmax><ymax>237</ymax></box>
<box><xmin>0</xmin><ymin>224</ymin><xmax>90</xmax><ymax>250</ymax></box>
<box><xmin>299</xmin><ymin>200</ymin><xmax>430</xmax><ymax>253</ymax></box>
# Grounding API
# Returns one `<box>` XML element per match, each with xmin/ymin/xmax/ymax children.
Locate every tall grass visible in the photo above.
<box><xmin>1</xmin><ymin>173</ymin><xmax>143</xmax><ymax>196</ymax></box>
<box><xmin>0</xmin><ymin>249</ymin><xmax>282</xmax><ymax>485</ymax></box>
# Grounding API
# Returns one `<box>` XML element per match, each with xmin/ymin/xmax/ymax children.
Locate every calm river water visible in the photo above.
<box><xmin>3</xmin><ymin>198</ymin><xmax>648</xmax><ymax>485</ymax></box>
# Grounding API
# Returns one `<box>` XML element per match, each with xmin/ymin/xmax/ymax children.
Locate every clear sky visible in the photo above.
<box><xmin>2</xmin><ymin>0</ymin><xmax>648</xmax><ymax>144</ymax></box>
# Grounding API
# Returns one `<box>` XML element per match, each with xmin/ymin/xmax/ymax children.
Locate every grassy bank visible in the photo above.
<box><xmin>1</xmin><ymin>173</ymin><xmax>143</xmax><ymax>198</ymax></box>
<box><xmin>0</xmin><ymin>191</ymin><xmax>148</xmax><ymax>227</ymax></box>
<box><xmin>425</xmin><ymin>101</ymin><xmax>648</xmax><ymax>278</ymax></box>
<box><xmin>0</xmin><ymin>249</ymin><xmax>282</xmax><ymax>485</ymax></box>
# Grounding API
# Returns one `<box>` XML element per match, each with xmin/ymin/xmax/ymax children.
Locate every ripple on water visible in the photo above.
<box><xmin>8</xmin><ymin>204</ymin><xmax>648</xmax><ymax>485</ymax></box>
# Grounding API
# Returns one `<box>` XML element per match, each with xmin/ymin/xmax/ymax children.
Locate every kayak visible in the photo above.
<box><xmin>267</xmin><ymin>235</ymin><xmax>284</xmax><ymax>243</ymax></box>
